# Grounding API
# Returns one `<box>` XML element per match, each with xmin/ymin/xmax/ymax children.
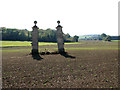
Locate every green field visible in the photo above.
<box><xmin>111</xmin><ymin>40</ymin><xmax>120</xmax><ymax>42</ymax></box>
<box><xmin>0</xmin><ymin>40</ymin><xmax>119</xmax><ymax>52</ymax></box>
<box><xmin>0</xmin><ymin>41</ymin><xmax>81</xmax><ymax>47</ymax></box>
<box><xmin>1</xmin><ymin>40</ymin><xmax>119</xmax><ymax>47</ymax></box>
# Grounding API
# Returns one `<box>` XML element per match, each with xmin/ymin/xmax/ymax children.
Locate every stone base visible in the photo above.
<box><xmin>31</xmin><ymin>49</ymin><xmax>39</xmax><ymax>55</ymax></box>
<box><xmin>58</xmin><ymin>49</ymin><xmax>65</xmax><ymax>54</ymax></box>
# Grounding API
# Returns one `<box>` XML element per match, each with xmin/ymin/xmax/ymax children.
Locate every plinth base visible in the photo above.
<box><xmin>31</xmin><ymin>49</ymin><xmax>39</xmax><ymax>55</ymax></box>
<box><xmin>58</xmin><ymin>49</ymin><xmax>65</xmax><ymax>54</ymax></box>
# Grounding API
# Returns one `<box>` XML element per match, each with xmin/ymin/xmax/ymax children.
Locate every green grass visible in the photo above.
<box><xmin>111</xmin><ymin>40</ymin><xmax>120</xmax><ymax>42</ymax></box>
<box><xmin>64</xmin><ymin>47</ymin><xmax>119</xmax><ymax>50</ymax></box>
<box><xmin>0</xmin><ymin>41</ymin><xmax>81</xmax><ymax>47</ymax></box>
<box><xmin>1</xmin><ymin>40</ymin><xmax>119</xmax><ymax>52</ymax></box>
<box><xmin>1</xmin><ymin>41</ymin><xmax>56</xmax><ymax>47</ymax></box>
<box><xmin>1</xmin><ymin>47</ymin><xmax>119</xmax><ymax>52</ymax></box>
<box><xmin>1</xmin><ymin>49</ymin><xmax>31</xmax><ymax>52</ymax></box>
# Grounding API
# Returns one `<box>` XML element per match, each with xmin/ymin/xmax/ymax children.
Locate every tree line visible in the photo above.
<box><xmin>95</xmin><ymin>33</ymin><xmax>120</xmax><ymax>41</ymax></box>
<box><xmin>79</xmin><ymin>33</ymin><xmax>120</xmax><ymax>41</ymax></box>
<box><xmin>0</xmin><ymin>27</ymin><xmax>79</xmax><ymax>42</ymax></box>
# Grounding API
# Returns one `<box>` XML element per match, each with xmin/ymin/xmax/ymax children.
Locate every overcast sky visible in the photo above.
<box><xmin>0</xmin><ymin>0</ymin><xmax>119</xmax><ymax>36</ymax></box>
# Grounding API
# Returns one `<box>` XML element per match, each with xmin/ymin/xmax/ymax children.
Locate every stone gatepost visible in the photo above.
<box><xmin>31</xmin><ymin>21</ymin><xmax>39</xmax><ymax>55</ymax></box>
<box><xmin>56</xmin><ymin>20</ymin><xmax>65</xmax><ymax>53</ymax></box>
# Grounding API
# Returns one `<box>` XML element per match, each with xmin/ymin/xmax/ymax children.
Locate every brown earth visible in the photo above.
<box><xmin>2</xmin><ymin>41</ymin><xmax>118</xmax><ymax>88</ymax></box>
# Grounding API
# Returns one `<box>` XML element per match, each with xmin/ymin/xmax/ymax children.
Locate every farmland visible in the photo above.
<box><xmin>1</xmin><ymin>40</ymin><xmax>119</xmax><ymax>88</ymax></box>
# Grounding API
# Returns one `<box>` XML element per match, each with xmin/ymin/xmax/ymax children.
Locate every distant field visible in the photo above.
<box><xmin>111</xmin><ymin>40</ymin><xmax>120</xmax><ymax>42</ymax></box>
<box><xmin>1</xmin><ymin>40</ymin><xmax>119</xmax><ymax>52</ymax></box>
<box><xmin>0</xmin><ymin>41</ymin><xmax>81</xmax><ymax>47</ymax></box>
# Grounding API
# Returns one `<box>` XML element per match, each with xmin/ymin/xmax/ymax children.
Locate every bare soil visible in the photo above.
<box><xmin>2</xmin><ymin>42</ymin><xmax>118</xmax><ymax>88</ymax></box>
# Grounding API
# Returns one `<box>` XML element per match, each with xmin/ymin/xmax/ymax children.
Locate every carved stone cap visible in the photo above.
<box><xmin>33</xmin><ymin>25</ymin><xmax>39</xmax><ymax>29</ymax></box>
<box><xmin>56</xmin><ymin>26</ymin><xmax>62</xmax><ymax>30</ymax></box>
<box><xmin>57</xmin><ymin>25</ymin><xmax>62</xmax><ymax>28</ymax></box>
<box><xmin>32</xmin><ymin>21</ymin><xmax>39</xmax><ymax>29</ymax></box>
<box><xmin>56</xmin><ymin>20</ymin><xmax>63</xmax><ymax>29</ymax></box>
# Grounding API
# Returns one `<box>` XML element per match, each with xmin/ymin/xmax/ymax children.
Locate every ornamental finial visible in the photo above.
<box><xmin>34</xmin><ymin>21</ymin><xmax>37</xmax><ymax>26</ymax></box>
<box><xmin>57</xmin><ymin>20</ymin><xmax>60</xmax><ymax>25</ymax></box>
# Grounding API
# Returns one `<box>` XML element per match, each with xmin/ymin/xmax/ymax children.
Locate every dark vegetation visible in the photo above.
<box><xmin>1</xmin><ymin>27</ymin><xmax>119</xmax><ymax>42</ymax></box>
<box><xmin>0</xmin><ymin>27</ymin><xmax>79</xmax><ymax>42</ymax></box>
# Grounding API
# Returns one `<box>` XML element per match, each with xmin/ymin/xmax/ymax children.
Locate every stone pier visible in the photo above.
<box><xmin>31</xmin><ymin>21</ymin><xmax>39</xmax><ymax>55</ymax></box>
<box><xmin>56</xmin><ymin>21</ymin><xmax>65</xmax><ymax>53</ymax></box>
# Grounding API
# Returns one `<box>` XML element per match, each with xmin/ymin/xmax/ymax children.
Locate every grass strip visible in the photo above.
<box><xmin>1</xmin><ymin>47</ymin><xmax>119</xmax><ymax>52</ymax></box>
<box><xmin>1</xmin><ymin>41</ymin><xmax>81</xmax><ymax>47</ymax></box>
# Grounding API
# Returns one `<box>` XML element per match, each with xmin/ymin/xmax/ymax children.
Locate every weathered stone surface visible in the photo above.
<box><xmin>31</xmin><ymin>22</ymin><xmax>39</xmax><ymax>55</ymax></box>
<box><xmin>56</xmin><ymin>24</ymin><xmax>65</xmax><ymax>53</ymax></box>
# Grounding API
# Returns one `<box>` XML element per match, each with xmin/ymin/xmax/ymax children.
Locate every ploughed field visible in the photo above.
<box><xmin>1</xmin><ymin>41</ymin><xmax>118</xmax><ymax>88</ymax></box>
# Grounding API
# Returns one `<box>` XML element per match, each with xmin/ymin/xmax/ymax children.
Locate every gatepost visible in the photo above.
<box><xmin>56</xmin><ymin>21</ymin><xmax>65</xmax><ymax>53</ymax></box>
<box><xmin>31</xmin><ymin>21</ymin><xmax>39</xmax><ymax>55</ymax></box>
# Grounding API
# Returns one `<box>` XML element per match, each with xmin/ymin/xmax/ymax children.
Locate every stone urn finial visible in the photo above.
<box><xmin>56</xmin><ymin>20</ymin><xmax>62</xmax><ymax>29</ymax></box>
<box><xmin>57</xmin><ymin>20</ymin><xmax>60</xmax><ymax>25</ymax></box>
<box><xmin>34</xmin><ymin>21</ymin><xmax>37</xmax><ymax>26</ymax></box>
<box><xmin>33</xmin><ymin>21</ymin><xmax>38</xmax><ymax>29</ymax></box>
